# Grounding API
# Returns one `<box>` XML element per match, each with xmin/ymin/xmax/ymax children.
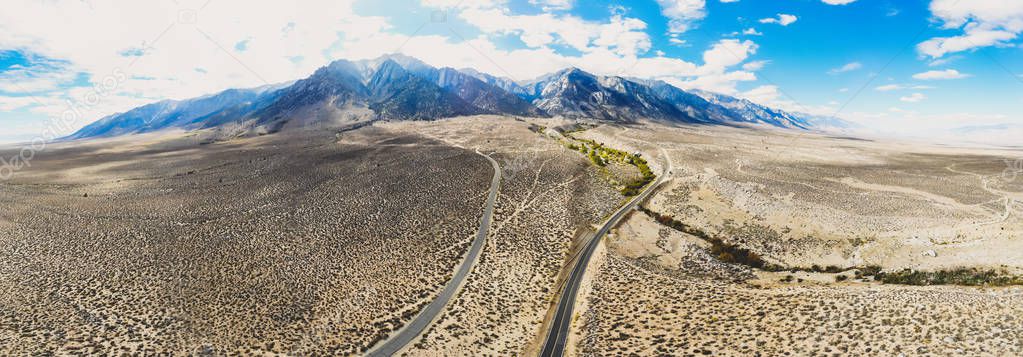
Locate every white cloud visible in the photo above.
<box><xmin>678</xmin><ymin>70</ymin><xmax>756</xmax><ymax>95</ymax></box>
<box><xmin>0</xmin><ymin>70</ymin><xmax>76</xmax><ymax>93</ymax></box>
<box><xmin>828</xmin><ymin>61</ymin><xmax>862</xmax><ymax>74</ymax></box>
<box><xmin>917</xmin><ymin>25</ymin><xmax>1016</xmax><ymax>58</ymax></box>
<box><xmin>742</xmin><ymin>60</ymin><xmax>768</xmax><ymax>71</ymax></box>
<box><xmin>759</xmin><ymin>14</ymin><xmax>798</xmax><ymax>26</ymax></box>
<box><xmin>740</xmin><ymin>85</ymin><xmax>780</xmax><ymax>103</ymax></box>
<box><xmin>456</xmin><ymin>8</ymin><xmax>652</xmax><ymax>57</ymax></box>
<box><xmin>928</xmin><ymin>0</ymin><xmax>1023</xmax><ymax>29</ymax></box>
<box><xmin>912</xmin><ymin>69</ymin><xmax>970</xmax><ymax>80</ymax></box>
<box><xmin>676</xmin><ymin>39</ymin><xmax>760</xmax><ymax>94</ymax></box>
<box><xmin>900</xmin><ymin>92</ymin><xmax>926</xmax><ymax>102</ymax></box>
<box><xmin>529</xmin><ymin>0</ymin><xmax>573</xmax><ymax>11</ymax></box>
<box><xmin>655</xmin><ymin>0</ymin><xmax>707</xmax><ymax>34</ymax></box>
<box><xmin>700</xmin><ymin>39</ymin><xmax>758</xmax><ymax>71</ymax></box>
<box><xmin>927</xmin><ymin>55</ymin><xmax>960</xmax><ymax>67</ymax></box>
<box><xmin>0</xmin><ymin>0</ymin><xmax>379</xmax><ymax>115</ymax></box>
<box><xmin>918</xmin><ymin>0</ymin><xmax>1023</xmax><ymax>58</ymax></box>
<box><xmin>742</xmin><ymin>28</ymin><xmax>763</xmax><ymax>36</ymax></box>
<box><xmin>0</xmin><ymin>96</ymin><xmax>43</xmax><ymax>111</ymax></box>
<box><xmin>876</xmin><ymin>84</ymin><xmax>937</xmax><ymax>91</ymax></box>
<box><xmin>822</xmin><ymin>0</ymin><xmax>857</xmax><ymax>5</ymax></box>
<box><xmin>419</xmin><ymin>0</ymin><xmax>506</xmax><ymax>9</ymax></box>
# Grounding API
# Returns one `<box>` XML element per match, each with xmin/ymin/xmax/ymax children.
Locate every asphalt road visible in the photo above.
<box><xmin>539</xmin><ymin>148</ymin><xmax>670</xmax><ymax>357</ymax></box>
<box><xmin>366</xmin><ymin>150</ymin><xmax>501</xmax><ymax>357</ymax></box>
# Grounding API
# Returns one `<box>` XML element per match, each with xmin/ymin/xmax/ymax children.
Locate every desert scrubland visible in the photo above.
<box><xmin>0</xmin><ymin>127</ymin><xmax>492</xmax><ymax>355</ymax></box>
<box><xmin>378</xmin><ymin>117</ymin><xmax>623</xmax><ymax>356</ymax></box>
<box><xmin>575</xmin><ymin>123</ymin><xmax>1023</xmax><ymax>356</ymax></box>
<box><xmin>3</xmin><ymin>116</ymin><xmax>1022</xmax><ymax>356</ymax></box>
<box><xmin>579</xmin><ymin>123</ymin><xmax>1023</xmax><ymax>271</ymax></box>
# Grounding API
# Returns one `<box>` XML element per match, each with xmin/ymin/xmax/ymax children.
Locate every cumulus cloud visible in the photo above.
<box><xmin>655</xmin><ymin>0</ymin><xmax>707</xmax><ymax>34</ymax></box>
<box><xmin>529</xmin><ymin>0</ymin><xmax>573</xmax><ymax>11</ymax></box>
<box><xmin>900</xmin><ymin>92</ymin><xmax>926</xmax><ymax>102</ymax></box>
<box><xmin>912</xmin><ymin>69</ymin><xmax>970</xmax><ymax>80</ymax></box>
<box><xmin>918</xmin><ymin>0</ymin><xmax>1023</xmax><ymax>58</ymax></box>
<box><xmin>0</xmin><ymin>0</ymin><xmax>398</xmax><ymax>133</ymax></box>
<box><xmin>453</xmin><ymin>8</ymin><xmax>652</xmax><ymax>57</ymax></box>
<box><xmin>918</xmin><ymin>25</ymin><xmax>1016</xmax><ymax>58</ymax></box>
<box><xmin>759</xmin><ymin>14</ymin><xmax>798</xmax><ymax>26</ymax></box>
<box><xmin>822</xmin><ymin>0</ymin><xmax>857</xmax><ymax>5</ymax></box>
<box><xmin>699</xmin><ymin>39</ymin><xmax>758</xmax><ymax>70</ymax></box>
<box><xmin>672</xmin><ymin>39</ymin><xmax>760</xmax><ymax>94</ymax></box>
<box><xmin>740</xmin><ymin>85</ymin><xmax>780</xmax><ymax>103</ymax></box>
<box><xmin>828</xmin><ymin>61</ymin><xmax>862</xmax><ymax>74</ymax></box>
<box><xmin>0</xmin><ymin>96</ymin><xmax>46</xmax><ymax>111</ymax></box>
<box><xmin>419</xmin><ymin>0</ymin><xmax>506</xmax><ymax>9</ymax></box>
<box><xmin>876</xmin><ymin>84</ymin><xmax>935</xmax><ymax>91</ymax></box>
<box><xmin>742</xmin><ymin>60</ymin><xmax>768</xmax><ymax>71</ymax></box>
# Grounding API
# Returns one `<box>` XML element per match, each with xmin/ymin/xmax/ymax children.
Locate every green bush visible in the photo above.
<box><xmin>638</xmin><ymin>207</ymin><xmax>768</xmax><ymax>269</ymax></box>
<box><xmin>876</xmin><ymin>268</ymin><xmax>1023</xmax><ymax>286</ymax></box>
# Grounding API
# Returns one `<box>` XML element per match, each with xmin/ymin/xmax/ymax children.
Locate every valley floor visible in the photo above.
<box><xmin>578</xmin><ymin>211</ymin><xmax>1023</xmax><ymax>356</ymax></box>
<box><xmin>2</xmin><ymin>116</ymin><xmax>1022</xmax><ymax>355</ymax></box>
<box><xmin>0</xmin><ymin>127</ymin><xmax>492</xmax><ymax>354</ymax></box>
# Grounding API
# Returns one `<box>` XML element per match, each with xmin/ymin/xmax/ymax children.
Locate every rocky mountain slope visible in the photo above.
<box><xmin>67</xmin><ymin>54</ymin><xmax>851</xmax><ymax>139</ymax></box>
<box><xmin>67</xmin><ymin>84</ymin><xmax>287</xmax><ymax>139</ymax></box>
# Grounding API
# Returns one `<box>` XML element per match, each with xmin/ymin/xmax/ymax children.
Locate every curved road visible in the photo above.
<box><xmin>367</xmin><ymin>150</ymin><xmax>501</xmax><ymax>356</ymax></box>
<box><xmin>539</xmin><ymin>147</ymin><xmax>670</xmax><ymax>357</ymax></box>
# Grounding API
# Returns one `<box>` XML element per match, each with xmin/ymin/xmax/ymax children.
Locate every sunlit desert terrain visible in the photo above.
<box><xmin>2</xmin><ymin>117</ymin><xmax>1021</xmax><ymax>355</ymax></box>
<box><xmin>572</xmin><ymin>123</ymin><xmax>1023</xmax><ymax>356</ymax></box>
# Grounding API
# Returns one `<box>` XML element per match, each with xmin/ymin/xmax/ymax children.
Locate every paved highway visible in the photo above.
<box><xmin>539</xmin><ymin>147</ymin><xmax>670</xmax><ymax>357</ymax></box>
<box><xmin>366</xmin><ymin>150</ymin><xmax>501</xmax><ymax>356</ymax></box>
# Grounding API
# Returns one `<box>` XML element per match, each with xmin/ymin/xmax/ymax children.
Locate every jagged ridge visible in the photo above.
<box><xmin>67</xmin><ymin>54</ymin><xmax>852</xmax><ymax>140</ymax></box>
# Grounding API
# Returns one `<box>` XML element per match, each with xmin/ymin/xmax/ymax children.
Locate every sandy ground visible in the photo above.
<box><xmin>583</xmin><ymin>251</ymin><xmax>1023</xmax><ymax>356</ymax></box>
<box><xmin>574</xmin><ymin>122</ymin><xmax>1023</xmax><ymax>356</ymax></box>
<box><xmin>578</xmin><ymin>123</ymin><xmax>1023</xmax><ymax>272</ymax></box>
<box><xmin>5</xmin><ymin>116</ymin><xmax>1021</xmax><ymax>355</ymax></box>
<box><xmin>0</xmin><ymin>126</ymin><xmax>491</xmax><ymax>355</ymax></box>
<box><xmin>384</xmin><ymin>116</ymin><xmax>622</xmax><ymax>356</ymax></box>
<box><xmin>581</xmin><ymin>211</ymin><xmax>1023</xmax><ymax>356</ymax></box>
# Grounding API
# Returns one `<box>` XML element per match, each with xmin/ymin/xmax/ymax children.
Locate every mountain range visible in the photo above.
<box><xmin>67</xmin><ymin>54</ymin><xmax>847</xmax><ymax>140</ymax></box>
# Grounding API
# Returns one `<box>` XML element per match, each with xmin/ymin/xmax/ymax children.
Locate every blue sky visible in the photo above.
<box><xmin>0</xmin><ymin>0</ymin><xmax>1021</xmax><ymax>144</ymax></box>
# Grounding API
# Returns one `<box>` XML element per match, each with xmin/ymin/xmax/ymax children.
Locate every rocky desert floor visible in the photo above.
<box><xmin>0</xmin><ymin>126</ymin><xmax>493</xmax><ymax>355</ymax></box>
<box><xmin>574</xmin><ymin>123</ymin><xmax>1023</xmax><ymax>356</ymax></box>
<box><xmin>582</xmin><ymin>239</ymin><xmax>1023</xmax><ymax>356</ymax></box>
<box><xmin>577</xmin><ymin>123</ymin><xmax>1023</xmax><ymax>272</ymax></box>
<box><xmin>378</xmin><ymin>117</ymin><xmax>623</xmax><ymax>356</ymax></box>
<box><xmin>3</xmin><ymin>116</ymin><xmax>1022</xmax><ymax>356</ymax></box>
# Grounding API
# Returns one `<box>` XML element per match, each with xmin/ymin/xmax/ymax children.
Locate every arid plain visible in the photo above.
<box><xmin>2</xmin><ymin>116</ymin><xmax>1022</xmax><ymax>355</ymax></box>
<box><xmin>0</xmin><ymin>125</ymin><xmax>498</xmax><ymax>354</ymax></box>
<box><xmin>573</xmin><ymin>123</ymin><xmax>1023</xmax><ymax>356</ymax></box>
